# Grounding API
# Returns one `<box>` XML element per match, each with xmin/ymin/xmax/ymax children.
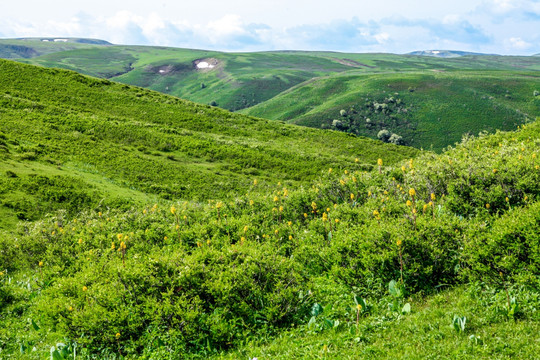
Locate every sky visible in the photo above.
<box><xmin>1</xmin><ymin>0</ymin><xmax>539</xmax><ymax>54</ymax></box>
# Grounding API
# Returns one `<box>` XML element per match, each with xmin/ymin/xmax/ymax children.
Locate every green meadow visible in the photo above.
<box><xmin>0</xmin><ymin>59</ymin><xmax>539</xmax><ymax>358</ymax></box>
<box><xmin>2</xmin><ymin>38</ymin><xmax>539</xmax><ymax>151</ymax></box>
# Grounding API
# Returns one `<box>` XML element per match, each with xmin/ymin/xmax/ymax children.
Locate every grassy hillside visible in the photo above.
<box><xmin>3</xmin><ymin>39</ymin><xmax>539</xmax><ymax>113</ymax></box>
<box><xmin>1</xmin><ymin>98</ymin><xmax>539</xmax><ymax>359</ymax></box>
<box><xmin>1</xmin><ymin>39</ymin><xmax>536</xmax><ymax>151</ymax></box>
<box><xmin>242</xmin><ymin>70</ymin><xmax>540</xmax><ymax>150</ymax></box>
<box><xmin>0</xmin><ymin>38</ymin><xmax>108</xmax><ymax>59</ymax></box>
<box><xmin>0</xmin><ymin>59</ymin><xmax>416</xmax><ymax>230</ymax></box>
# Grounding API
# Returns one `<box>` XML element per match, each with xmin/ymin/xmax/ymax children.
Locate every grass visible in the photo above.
<box><xmin>2</xmin><ymin>39</ymin><xmax>539</xmax><ymax>150</ymax></box>
<box><xmin>0</xmin><ymin>52</ymin><xmax>539</xmax><ymax>360</ymax></box>
<box><xmin>0</xmin><ymin>59</ymin><xmax>416</xmax><ymax>230</ymax></box>
<box><xmin>243</xmin><ymin>70</ymin><xmax>540</xmax><ymax>151</ymax></box>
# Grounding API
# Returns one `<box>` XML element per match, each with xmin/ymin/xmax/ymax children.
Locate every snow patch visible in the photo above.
<box><xmin>196</xmin><ymin>61</ymin><xmax>214</xmax><ymax>69</ymax></box>
<box><xmin>54</xmin><ymin>39</ymin><xmax>68</xmax><ymax>42</ymax></box>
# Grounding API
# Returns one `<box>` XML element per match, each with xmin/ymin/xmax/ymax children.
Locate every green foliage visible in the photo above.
<box><xmin>1</xmin><ymin>59</ymin><xmax>540</xmax><ymax>359</ymax></box>
<box><xmin>245</xmin><ymin>71</ymin><xmax>539</xmax><ymax>151</ymax></box>
<box><xmin>0</xmin><ymin>59</ymin><xmax>416</xmax><ymax>229</ymax></box>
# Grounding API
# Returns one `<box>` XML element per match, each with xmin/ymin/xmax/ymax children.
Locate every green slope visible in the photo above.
<box><xmin>242</xmin><ymin>70</ymin><xmax>540</xmax><ymax>151</ymax></box>
<box><xmin>0</xmin><ymin>59</ymin><xmax>417</xmax><ymax>230</ymax></box>
<box><xmin>0</xmin><ymin>38</ymin><xmax>108</xmax><ymax>58</ymax></box>
<box><xmin>4</xmin><ymin>39</ymin><xmax>538</xmax><ymax>113</ymax></box>
<box><xmin>2</xmin><ymin>40</ymin><xmax>538</xmax><ymax>152</ymax></box>
<box><xmin>1</xmin><ymin>104</ymin><xmax>539</xmax><ymax>358</ymax></box>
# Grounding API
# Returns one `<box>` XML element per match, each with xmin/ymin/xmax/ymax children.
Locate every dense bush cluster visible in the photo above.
<box><xmin>1</xmin><ymin>119</ymin><xmax>539</xmax><ymax>357</ymax></box>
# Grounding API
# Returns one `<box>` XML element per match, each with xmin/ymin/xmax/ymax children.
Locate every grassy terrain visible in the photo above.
<box><xmin>0</xmin><ymin>59</ymin><xmax>415</xmax><ymax>230</ymax></box>
<box><xmin>242</xmin><ymin>70</ymin><xmax>540</xmax><ymax>150</ymax></box>
<box><xmin>0</xmin><ymin>38</ymin><xmax>108</xmax><ymax>59</ymax></box>
<box><xmin>0</xmin><ymin>56</ymin><xmax>539</xmax><ymax>360</ymax></box>
<box><xmin>1</xmin><ymin>103</ymin><xmax>539</xmax><ymax>358</ymax></box>
<box><xmin>2</xmin><ymin>38</ymin><xmax>539</xmax><ymax>150</ymax></box>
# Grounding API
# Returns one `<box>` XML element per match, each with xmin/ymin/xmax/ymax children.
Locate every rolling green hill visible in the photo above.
<box><xmin>1</xmin><ymin>61</ymin><xmax>539</xmax><ymax>356</ymax></box>
<box><xmin>0</xmin><ymin>58</ymin><xmax>539</xmax><ymax>359</ymax></box>
<box><xmin>242</xmin><ymin>70</ymin><xmax>540</xmax><ymax>150</ymax></box>
<box><xmin>0</xmin><ymin>59</ymin><xmax>416</xmax><ymax>230</ymax></box>
<box><xmin>1</xmin><ymin>38</ymin><xmax>538</xmax><ymax>152</ymax></box>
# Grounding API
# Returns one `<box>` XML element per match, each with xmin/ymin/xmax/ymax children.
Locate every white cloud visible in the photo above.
<box><xmin>0</xmin><ymin>7</ymin><xmax>538</xmax><ymax>54</ymax></box>
<box><xmin>508</xmin><ymin>36</ymin><xmax>532</xmax><ymax>49</ymax></box>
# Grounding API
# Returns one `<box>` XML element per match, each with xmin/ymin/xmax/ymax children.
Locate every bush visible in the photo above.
<box><xmin>463</xmin><ymin>202</ymin><xmax>540</xmax><ymax>287</ymax></box>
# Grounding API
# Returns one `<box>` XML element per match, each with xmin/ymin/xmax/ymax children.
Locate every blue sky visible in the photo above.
<box><xmin>1</xmin><ymin>0</ymin><xmax>539</xmax><ymax>54</ymax></box>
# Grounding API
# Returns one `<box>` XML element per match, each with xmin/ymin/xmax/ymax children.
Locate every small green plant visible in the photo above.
<box><xmin>388</xmin><ymin>280</ymin><xmax>411</xmax><ymax>315</ymax></box>
<box><xmin>50</xmin><ymin>340</ymin><xmax>78</xmax><ymax>360</ymax></box>
<box><xmin>307</xmin><ymin>303</ymin><xmax>339</xmax><ymax>333</ymax></box>
<box><xmin>452</xmin><ymin>315</ymin><xmax>467</xmax><ymax>334</ymax></box>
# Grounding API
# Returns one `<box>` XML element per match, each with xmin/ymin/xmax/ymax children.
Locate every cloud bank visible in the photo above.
<box><xmin>1</xmin><ymin>1</ymin><xmax>538</xmax><ymax>54</ymax></box>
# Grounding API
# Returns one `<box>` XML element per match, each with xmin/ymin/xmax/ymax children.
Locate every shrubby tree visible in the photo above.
<box><xmin>388</xmin><ymin>133</ymin><xmax>404</xmax><ymax>145</ymax></box>
<box><xmin>377</xmin><ymin>129</ymin><xmax>391</xmax><ymax>142</ymax></box>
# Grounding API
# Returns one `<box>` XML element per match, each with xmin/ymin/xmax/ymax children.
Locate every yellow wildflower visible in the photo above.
<box><xmin>279</xmin><ymin>206</ymin><xmax>284</xmax><ymax>212</ymax></box>
<box><xmin>431</xmin><ymin>193</ymin><xmax>436</xmax><ymax>201</ymax></box>
<box><xmin>377</xmin><ymin>158</ymin><xmax>383</xmax><ymax>166</ymax></box>
<box><xmin>82</xmin><ymin>286</ymin><xmax>88</xmax><ymax>292</ymax></box>
<box><xmin>117</xmin><ymin>233</ymin><xmax>123</xmax><ymax>241</ymax></box>
<box><xmin>409</xmin><ymin>188</ymin><xmax>416</xmax><ymax>197</ymax></box>
<box><xmin>322</xmin><ymin>212</ymin><xmax>328</xmax><ymax>222</ymax></box>
<box><xmin>273</xmin><ymin>196</ymin><xmax>279</xmax><ymax>202</ymax></box>
<box><xmin>253</xmin><ymin>179</ymin><xmax>258</xmax><ymax>185</ymax></box>
<box><xmin>406</xmin><ymin>200</ymin><xmax>412</xmax><ymax>207</ymax></box>
<box><xmin>38</xmin><ymin>261</ymin><xmax>43</xmax><ymax>267</ymax></box>
<box><xmin>357</xmin><ymin>304</ymin><xmax>362</xmax><ymax>311</ymax></box>
<box><xmin>350</xmin><ymin>193</ymin><xmax>355</xmax><ymax>200</ymax></box>
<box><xmin>170</xmin><ymin>206</ymin><xmax>177</xmax><ymax>215</ymax></box>
<box><xmin>116</xmin><ymin>333</ymin><xmax>121</xmax><ymax>339</ymax></box>
<box><xmin>397</xmin><ymin>239</ymin><xmax>402</xmax><ymax>247</ymax></box>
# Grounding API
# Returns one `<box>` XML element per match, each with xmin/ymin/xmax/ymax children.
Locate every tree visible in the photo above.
<box><xmin>377</xmin><ymin>129</ymin><xmax>391</xmax><ymax>142</ymax></box>
<box><xmin>388</xmin><ymin>133</ymin><xmax>404</xmax><ymax>145</ymax></box>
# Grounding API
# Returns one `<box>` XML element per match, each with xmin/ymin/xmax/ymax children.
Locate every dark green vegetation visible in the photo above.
<box><xmin>0</xmin><ymin>59</ymin><xmax>415</xmax><ymax>231</ymax></box>
<box><xmin>0</xmin><ymin>59</ymin><xmax>540</xmax><ymax>359</ymax></box>
<box><xmin>242</xmin><ymin>71</ymin><xmax>540</xmax><ymax>150</ymax></box>
<box><xmin>1</xmin><ymin>38</ymin><xmax>539</xmax><ymax>151</ymax></box>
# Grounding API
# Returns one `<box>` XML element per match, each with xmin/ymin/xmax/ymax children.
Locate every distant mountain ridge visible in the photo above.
<box><xmin>407</xmin><ymin>50</ymin><xmax>496</xmax><ymax>57</ymax></box>
<box><xmin>13</xmin><ymin>37</ymin><xmax>112</xmax><ymax>45</ymax></box>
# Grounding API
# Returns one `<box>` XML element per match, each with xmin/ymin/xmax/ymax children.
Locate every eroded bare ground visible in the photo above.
<box><xmin>333</xmin><ymin>58</ymin><xmax>375</xmax><ymax>68</ymax></box>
